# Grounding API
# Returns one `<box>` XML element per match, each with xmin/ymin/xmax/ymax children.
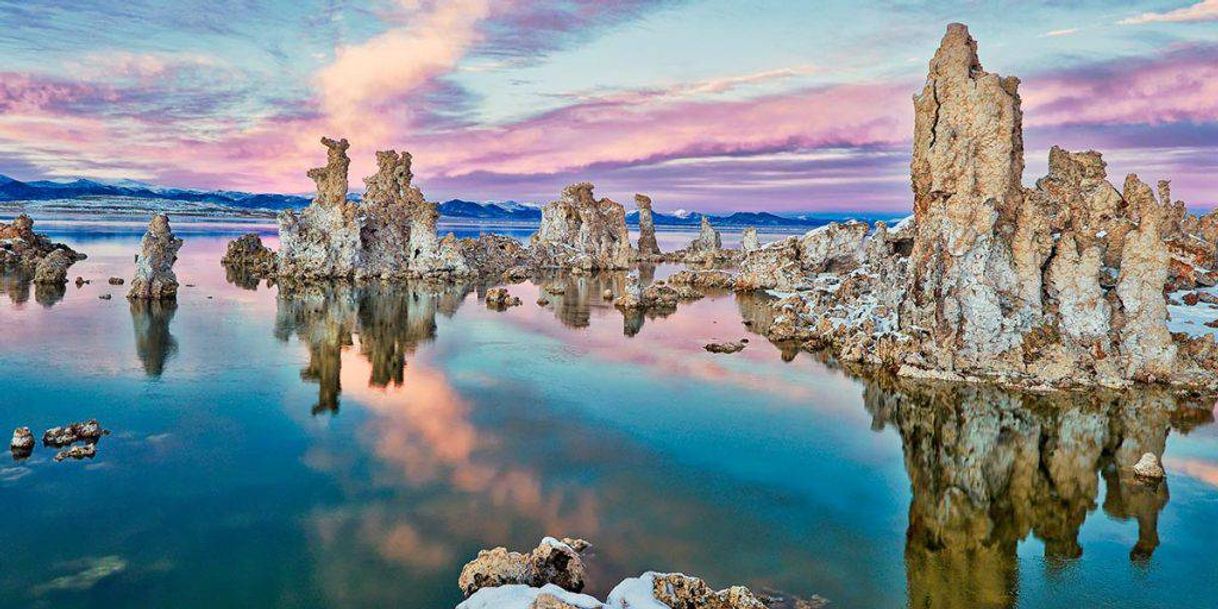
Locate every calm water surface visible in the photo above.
<box><xmin>1</xmin><ymin>219</ymin><xmax>1216</xmax><ymax>609</ymax></box>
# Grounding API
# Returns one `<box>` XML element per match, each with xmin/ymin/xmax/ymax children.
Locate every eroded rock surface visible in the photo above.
<box><xmin>486</xmin><ymin>287</ymin><xmax>522</xmax><ymax>309</ymax></box>
<box><xmin>0</xmin><ymin>214</ymin><xmax>84</xmax><ymax>274</ymax></box>
<box><xmin>531</xmin><ymin>183</ymin><xmax>633</xmax><ymax>270</ymax></box>
<box><xmin>635</xmin><ymin>194</ymin><xmax>661</xmax><ymax>256</ymax></box>
<box><xmin>221</xmin><ymin>233</ymin><xmax>278</xmax><ymax>279</ymax></box>
<box><xmin>458</xmin><ymin>537</ymin><xmax>587</xmax><ymax>597</ymax></box>
<box><xmin>127</xmin><ymin>214</ymin><xmax>183</xmax><ymax>300</ymax></box>
<box><xmin>278</xmin><ymin>137</ymin><xmax>362</xmax><ymax>278</ymax></box>
<box><xmin>42</xmin><ymin>419</ymin><xmax>109</xmax><ymax>447</ymax></box>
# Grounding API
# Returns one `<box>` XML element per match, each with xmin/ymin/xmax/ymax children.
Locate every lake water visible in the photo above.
<box><xmin>2</xmin><ymin>219</ymin><xmax>1217</xmax><ymax>609</ymax></box>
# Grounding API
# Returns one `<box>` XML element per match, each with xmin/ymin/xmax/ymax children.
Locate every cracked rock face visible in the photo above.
<box><xmin>278</xmin><ymin>137</ymin><xmax>362</xmax><ymax>278</ymax></box>
<box><xmin>128</xmin><ymin>214</ymin><xmax>183</xmax><ymax>300</ymax></box>
<box><xmin>902</xmin><ymin>22</ymin><xmax>1031</xmax><ymax>373</ymax></box>
<box><xmin>33</xmin><ymin>249</ymin><xmax>76</xmax><ymax>285</ymax></box>
<box><xmin>531</xmin><ymin>183</ymin><xmax>633</xmax><ymax>270</ymax></box>
<box><xmin>635</xmin><ymin>194</ymin><xmax>661</xmax><ymax>256</ymax></box>
<box><xmin>221</xmin><ymin>233</ymin><xmax>278</xmax><ymax>280</ymax></box>
<box><xmin>740</xmin><ymin>227</ymin><xmax>759</xmax><ymax>252</ymax></box>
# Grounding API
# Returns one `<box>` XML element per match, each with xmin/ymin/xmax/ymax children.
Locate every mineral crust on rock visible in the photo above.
<box><xmin>278</xmin><ymin>137</ymin><xmax>362</xmax><ymax>278</ymax></box>
<box><xmin>635</xmin><ymin>194</ymin><xmax>661</xmax><ymax>256</ymax></box>
<box><xmin>458</xmin><ymin>537</ymin><xmax>587</xmax><ymax>597</ymax></box>
<box><xmin>740</xmin><ymin>227</ymin><xmax>759</xmax><ymax>253</ymax></box>
<box><xmin>689</xmin><ymin>217</ymin><xmax>722</xmax><ymax>253</ymax></box>
<box><xmin>54</xmin><ymin>444</ymin><xmax>97</xmax><ymax>462</ymax></box>
<box><xmin>486</xmin><ymin>287</ymin><xmax>522</xmax><ymax>309</ymax></box>
<box><xmin>10</xmin><ymin>427</ymin><xmax>33</xmax><ymax>458</ymax></box>
<box><xmin>221</xmin><ymin>233</ymin><xmax>278</xmax><ymax>278</ymax></box>
<box><xmin>42</xmin><ymin>419</ymin><xmax>109</xmax><ymax>447</ymax></box>
<box><xmin>128</xmin><ymin>214</ymin><xmax>183</xmax><ymax>300</ymax></box>
<box><xmin>531</xmin><ymin>183</ymin><xmax>633</xmax><ymax>270</ymax></box>
<box><xmin>33</xmin><ymin>249</ymin><xmax>76</xmax><ymax>285</ymax></box>
<box><xmin>0</xmin><ymin>214</ymin><xmax>85</xmax><ymax>274</ymax></box>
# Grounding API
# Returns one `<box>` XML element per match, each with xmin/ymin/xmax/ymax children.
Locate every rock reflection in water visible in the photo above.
<box><xmin>862</xmin><ymin>376</ymin><xmax>1213</xmax><ymax>609</ymax></box>
<box><xmin>274</xmin><ymin>281</ymin><xmax>471</xmax><ymax>414</ymax></box>
<box><xmin>129</xmin><ymin>299</ymin><xmax>178</xmax><ymax>376</ymax></box>
<box><xmin>0</xmin><ymin>272</ymin><xmax>63</xmax><ymax>307</ymax></box>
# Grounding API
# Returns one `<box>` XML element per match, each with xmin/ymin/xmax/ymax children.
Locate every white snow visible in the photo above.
<box><xmin>457</xmin><ymin>584</ymin><xmax>604</xmax><ymax>609</ymax></box>
<box><xmin>605</xmin><ymin>572</ymin><xmax>673</xmax><ymax>609</ymax></box>
<box><xmin>1167</xmin><ymin>285</ymin><xmax>1218</xmax><ymax>337</ymax></box>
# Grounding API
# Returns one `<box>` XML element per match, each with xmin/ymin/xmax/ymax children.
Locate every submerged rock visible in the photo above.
<box><xmin>458</xmin><ymin>537</ymin><xmax>587</xmax><ymax>597</ymax></box>
<box><xmin>635</xmin><ymin>194</ymin><xmax>661</xmax><ymax>256</ymax></box>
<box><xmin>127</xmin><ymin>214</ymin><xmax>183</xmax><ymax>300</ymax></box>
<box><xmin>42</xmin><ymin>419</ymin><xmax>109</xmax><ymax>447</ymax></box>
<box><xmin>531</xmin><ymin>183</ymin><xmax>633</xmax><ymax>270</ymax></box>
<box><xmin>705</xmin><ymin>340</ymin><xmax>746</xmax><ymax>354</ymax></box>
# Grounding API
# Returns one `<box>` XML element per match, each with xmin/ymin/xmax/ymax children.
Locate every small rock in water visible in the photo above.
<box><xmin>42</xmin><ymin>419</ymin><xmax>109</xmax><ymax>447</ymax></box>
<box><xmin>486</xmin><ymin>287</ymin><xmax>522</xmax><ymax>309</ymax></box>
<box><xmin>10</xmin><ymin>427</ymin><xmax>34</xmax><ymax>458</ymax></box>
<box><xmin>536</xmin><ymin>297</ymin><xmax>550</xmax><ymax>306</ymax></box>
<box><xmin>98</xmin><ymin>293</ymin><xmax>112</xmax><ymax>300</ymax></box>
<box><xmin>458</xmin><ymin>537</ymin><xmax>587</xmax><ymax>597</ymax></box>
<box><xmin>545</xmin><ymin>284</ymin><xmax>566</xmax><ymax>295</ymax></box>
<box><xmin>705</xmin><ymin>341</ymin><xmax>746</xmax><ymax>354</ymax></box>
<box><xmin>602</xmin><ymin>289</ymin><xmax>614</xmax><ymax>300</ymax></box>
<box><xmin>1183</xmin><ymin>292</ymin><xmax>1200</xmax><ymax>306</ymax></box>
<box><xmin>108</xmin><ymin>277</ymin><xmax>125</xmax><ymax>285</ymax></box>
<box><xmin>74</xmin><ymin>276</ymin><xmax>89</xmax><ymax>287</ymax></box>
<box><xmin>54</xmin><ymin>443</ymin><xmax>97</xmax><ymax>462</ymax></box>
<box><xmin>1132</xmin><ymin>452</ymin><xmax>1165</xmax><ymax>481</ymax></box>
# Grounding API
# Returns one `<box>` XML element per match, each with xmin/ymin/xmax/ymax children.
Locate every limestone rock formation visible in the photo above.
<box><xmin>460</xmin><ymin>235</ymin><xmax>529</xmax><ymax>279</ymax></box>
<box><xmin>902</xmin><ymin>22</ymin><xmax>1032</xmax><ymax>375</ymax></box>
<box><xmin>741</xmin><ymin>227</ymin><xmax>759</xmax><ymax>252</ymax></box>
<box><xmin>635</xmin><ymin>194</ymin><xmax>661</xmax><ymax>256</ymax></box>
<box><xmin>128</xmin><ymin>214</ymin><xmax>183</xmax><ymax>300</ymax></box>
<box><xmin>10</xmin><ymin>427</ymin><xmax>33</xmax><ymax>459</ymax></box>
<box><xmin>608</xmin><ymin>572</ymin><xmax>768</xmax><ymax>609</ymax></box>
<box><xmin>0</xmin><ymin>214</ymin><xmax>84</xmax><ymax>273</ymax></box>
<box><xmin>458</xmin><ymin>537</ymin><xmax>587</xmax><ymax>597</ymax></box>
<box><xmin>688</xmin><ymin>216</ymin><xmax>722</xmax><ymax>253</ymax></box>
<box><xmin>221</xmin><ymin>233</ymin><xmax>278</xmax><ymax>278</ymax></box>
<box><xmin>531</xmin><ymin>183</ymin><xmax>633</xmax><ymax>270</ymax></box>
<box><xmin>33</xmin><ymin>249</ymin><xmax>76</xmax><ymax>285</ymax></box>
<box><xmin>733</xmin><ymin>220</ymin><xmax>873</xmax><ymax>292</ymax></box>
<box><xmin>278</xmin><ymin>137</ymin><xmax>362</xmax><ymax>279</ymax></box>
<box><xmin>42</xmin><ymin>419</ymin><xmax>109</xmax><ymax>447</ymax></box>
<box><xmin>486</xmin><ymin>287</ymin><xmax>522</xmax><ymax>309</ymax></box>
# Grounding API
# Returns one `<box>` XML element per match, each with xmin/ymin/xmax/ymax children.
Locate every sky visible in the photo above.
<box><xmin>0</xmin><ymin>0</ymin><xmax>1216</xmax><ymax>214</ymax></box>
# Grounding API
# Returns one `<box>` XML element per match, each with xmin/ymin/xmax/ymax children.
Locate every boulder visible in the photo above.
<box><xmin>42</xmin><ymin>419</ymin><xmax>109</xmax><ymax>447</ymax></box>
<box><xmin>458</xmin><ymin>537</ymin><xmax>587</xmax><ymax>597</ymax></box>
<box><xmin>688</xmin><ymin>217</ymin><xmax>722</xmax><ymax>253</ymax></box>
<box><xmin>128</xmin><ymin>214</ymin><xmax>183</xmax><ymax>300</ymax></box>
<box><xmin>0</xmin><ymin>214</ymin><xmax>84</xmax><ymax>273</ymax></box>
<box><xmin>33</xmin><ymin>249</ymin><xmax>75</xmax><ymax>285</ymax></box>
<box><xmin>1131</xmin><ymin>452</ymin><xmax>1165</xmax><ymax>481</ymax></box>
<box><xmin>486</xmin><ymin>287</ymin><xmax>522</xmax><ymax>309</ymax></box>
<box><xmin>221</xmin><ymin>233</ymin><xmax>278</xmax><ymax>278</ymax></box>
<box><xmin>10</xmin><ymin>427</ymin><xmax>33</xmax><ymax>458</ymax></box>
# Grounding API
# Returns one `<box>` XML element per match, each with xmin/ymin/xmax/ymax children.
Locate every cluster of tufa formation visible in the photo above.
<box><xmin>11</xmin><ymin>419</ymin><xmax>110</xmax><ymax>462</ymax></box>
<box><xmin>733</xmin><ymin>23</ymin><xmax>1218</xmax><ymax>390</ymax></box>
<box><xmin>634</xmin><ymin>194</ymin><xmax>661</xmax><ymax>257</ymax></box>
<box><xmin>530</xmin><ymin>183</ymin><xmax>633</xmax><ymax>270</ymax></box>
<box><xmin>0</xmin><ymin>214</ymin><xmax>86</xmax><ymax>284</ymax></box>
<box><xmin>456</xmin><ymin>538</ymin><xmax>803</xmax><ymax>609</ymax></box>
<box><xmin>128</xmin><ymin>214</ymin><xmax>183</xmax><ymax>300</ymax></box>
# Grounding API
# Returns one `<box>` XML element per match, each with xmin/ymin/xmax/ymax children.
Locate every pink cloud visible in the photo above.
<box><xmin>1120</xmin><ymin>0</ymin><xmax>1218</xmax><ymax>25</ymax></box>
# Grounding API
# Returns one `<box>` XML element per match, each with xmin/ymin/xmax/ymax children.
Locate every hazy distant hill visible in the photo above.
<box><xmin>0</xmin><ymin>174</ymin><xmax>851</xmax><ymax>228</ymax></box>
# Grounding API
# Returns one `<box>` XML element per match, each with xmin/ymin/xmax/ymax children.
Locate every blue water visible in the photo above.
<box><xmin>0</xmin><ymin>221</ymin><xmax>1215</xmax><ymax>609</ymax></box>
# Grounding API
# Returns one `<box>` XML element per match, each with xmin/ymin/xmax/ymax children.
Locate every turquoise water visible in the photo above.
<box><xmin>1</xmin><ymin>221</ymin><xmax>1216</xmax><ymax>609</ymax></box>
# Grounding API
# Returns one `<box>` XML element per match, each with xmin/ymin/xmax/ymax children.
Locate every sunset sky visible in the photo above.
<box><xmin>1</xmin><ymin>0</ymin><xmax>1216</xmax><ymax>213</ymax></box>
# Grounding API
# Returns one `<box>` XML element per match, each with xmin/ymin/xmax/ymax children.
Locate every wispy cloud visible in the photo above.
<box><xmin>1119</xmin><ymin>0</ymin><xmax>1218</xmax><ymax>25</ymax></box>
<box><xmin>1040</xmin><ymin>28</ymin><xmax>1080</xmax><ymax>38</ymax></box>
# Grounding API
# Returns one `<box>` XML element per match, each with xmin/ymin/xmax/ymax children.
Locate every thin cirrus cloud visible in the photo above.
<box><xmin>1119</xmin><ymin>0</ymin><xmax>1218</xmax><ymax>24</ymax></box>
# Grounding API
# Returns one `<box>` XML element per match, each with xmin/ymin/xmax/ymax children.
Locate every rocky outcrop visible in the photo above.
<box><xmin>531</xmin><ymin>183</ymin><xmax>633</xmax><ymax>270</ymax></box>
<box><xmin>740</xmin><ymin>227</ymin><xmax>759</xmax><ymax>252</ymax></box>
<box><xmin>0</xmin><ymin>214</ymin><xmax>85</xmax><ymax>274</ymax></box>
<box><xmin>635</xmin><ymin>194</ymin><xmax>661</xmax><ymax>256</ymax></box>
<box><xmin>278</xmin><ymin>137</ymin><xmax>362</xmax><ymax>279</ymax></box>
<box><xmin>460</xmin><ymin>234</ymin><xmax>529</xmax><ymax>279</ymax></box>
<box><xmin>688</xmin><ymin>217</ymin><xmax>722</xmax><ymax>254</ymax></box>
<box><xmin>486</xmin><ymin>287</ymin><xmax>522</xmax><ymax>309</ymax></box>
<box><xmin>42</xmin><ymin>419</ymin><xmax>109</xmax><ymax>447</ymax></box>
<box><xmin>10</xmin><ymin>427</ymin><xmax>33</xmax><ymax>459</ymax></box>
<box><xmin>731</xmin><ymin>24</ymin><xmax>1212</xmax><ymax>390</ymax></box>
<box><xmin>127</xmin><ymin>214</ymin><xmax>183</xmax><ymax>300</ymax></box>
<box><xmin>221</xmin><ymin>233</ymin><xmax>278</xmax><ymax>279</ymax></box>
<box><xmin>458</xmin><ymin>537</ymin><xmax>588</xmax><ymax>597</ymax></box>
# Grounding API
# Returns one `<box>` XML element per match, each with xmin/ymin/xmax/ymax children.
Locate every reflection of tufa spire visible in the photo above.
<box><xmin>274</xmin><ymin>281</ymin><xmax>472</xmax><ymax>415</ymax></box>
<box><xmin>130</xmin><ymin>299</ymin><xmax>178</xmax><ymax>376</ymax></box>
<box><xmin>860</xmin><ymin>376</ymin><xmax>1203</xmax><ymax>609</ymax></box>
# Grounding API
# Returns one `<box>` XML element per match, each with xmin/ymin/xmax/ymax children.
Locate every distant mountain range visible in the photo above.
<box><xmin>0</xmin><ymin>174</ymin><xmax>852</xmax><ymax>228</ymax></box>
